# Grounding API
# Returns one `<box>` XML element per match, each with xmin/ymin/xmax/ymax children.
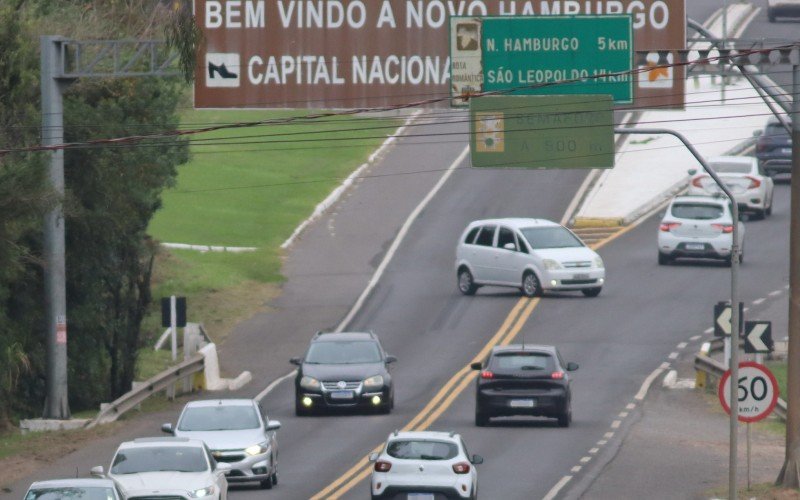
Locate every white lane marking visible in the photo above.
<box><xmin>635</xmin><ymin>367</ymin><xmax>667</xmax><ymax>401</ymax></box>
<box><xmin>677</xmin><ymin>342</ymin><xmax>688</xmax><ymax>349</ymax></box>
<box><xmin>604</xmin><ymin>432</ymin><xmax>615</xmax><ymax>439</ymax></box>
<box><xmin>580</xmin><ymin>456</ymin><xmax>592</xmax><ymax>464</ymax></box>
<box><xmin>626</xmin><ymin>403</ymin><xmax>636</xmax><ymax>410</ymax></box>
<box><xmin>619</xmin><ymin>411</ymin><xmax>629</xmax><ymax>418</ymax></box>
<box><xmin>542</xmin><ymin>476</ymin><xmax>572</xmax><ymax>500</ymax></box>
<box><xmin>571</xmin><ymin>466</ymin><xmax>582</xmax><ymax>473</ymax></box>
<box><xmin>660</xmin><ymin>362</ymin><xmax>671</xmax><ymax>369</ymax></box>
<box><xmin>690</xmin><ymin>335</ymin><xmax>701</xmax><ymax>341</ymax></box>
<box><xmin>336</xmin><ymin>146</ymin><xmax>469</xmax><ymax>331</ymax></box>
<box><xmin>589</xmin><ymin>448</ymin><xmax>599</xmax><ymax>454</ymax></box>
<box><xmin>611</xmin><ymin>420</ymin><xmax>621</xmax><ymax>429</ymax></box>
<box><xmin>597</xmin><ymin>440</ymin><xmax>608</xmax><ymax>446</ymax></box>
<box><xmin>769</xmin><ymin>290</ymin><xmax>782</xmax><ymax>297</ymax></box>
<box><xmin>668</xmin><ymin>352</ymin><xmax>679</xmax><ymax>360</ymax></box>
<box><xmin>254</xmin><ymin>370</ymin><xmax>297</xmax><ymax>402</ymax></box>
<box><xmin>704</xmin><ymin>327</ymin><xmax>714</xmax><ymax>334</ymax></box>
<box><xmin>753</xmin><ymin>298</ymin><xmax>766</xmax><ymax>305</ymax></box>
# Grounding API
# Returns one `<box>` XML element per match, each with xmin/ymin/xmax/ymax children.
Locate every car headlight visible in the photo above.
<box><xmin>300</xmin><ymin>376</ymin><xmax>320</xmax><ymax>390</ymax></box>
<box><xmin>542</xmin><ymin>259</ymin><xmax>562</xmax><ymax>270</ymax></box>
<box><xmin>245</xmin><ymin>442</ymin><xmax>269</xmax><ymax>456</ymax></box>
<box><xmin>594</xmin><ymin>256</ymin><xmax>604</xmax><ymax>269</ymax></box>
<box><xmin>189</xmin><ymin>485</ymin><xmax>216</xmax><ymax>498</ymax></box>
<box><xmin>363</xmin><ymin>375</ymin><xmax>384</xmax><ymax>390</ymax></box>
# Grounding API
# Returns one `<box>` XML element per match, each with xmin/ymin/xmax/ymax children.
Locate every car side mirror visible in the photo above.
<box><xmin>687</xmin><ymin>169</ymin><xmax>697</xmax><ymax>176</ymax></box>
<box><xmin>471</xmin><ymin>454</ymin><xmax>484</xmax><ymax>465</ymax></box>
<box><xmin>289</xmin><ymin>357</ymin><xmax>302</xmax><ymax>366</ymax></box>
<box><xmin>753</xmin><ymin>129</ymin><xmax>763</xmax><ymax>137</ymax></box>
<box><xmin>368</xmin><ymin>452</ymin><xmax>379</xmax><ymax>462</ymax></box>
<box><xmin>161</xmin><ymin>423</ymin><xmax>174</xmax><ymax>434</ymax></box>
<box><xmin>266</xmin><ymin>420</ymin><xmax>281</xmax><ymax>431</ymax></box>
<box><xmin>216</xmin><ymin>462</ymin><xmax>232</xmax><ymax>473</ymax></box>
<box><xmin>90</xmin><ymin>465</ymin><xmax>105</xmax><ymax>478</ymax></box>
<box><xmin>470</xmin><ymin>362</ymin><xmax>482</xmax><ymax>370</ymax></box>
<box><xmin>385</xmin><ymin>355</ymin><xmax>398</xmax><ymax>364</ymax></box>
<box><xmin>566</xmin><ymin>362</ymin><xmax>579</xmax><ymax>372</ymax></box>
<box><xmin>503</xmin><ymin>242</ymin><xmax>516</xmax><ymax>251</ymax></box>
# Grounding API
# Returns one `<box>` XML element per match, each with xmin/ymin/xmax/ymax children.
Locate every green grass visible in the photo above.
<box><xmin>769</xmin><ymin>360</ymin><xmax>787</xmax><ymax>401</ymax></box>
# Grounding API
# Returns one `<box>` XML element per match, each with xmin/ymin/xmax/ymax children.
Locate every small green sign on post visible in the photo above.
<box><xmin>469</xmin><ymin>95</ymin><xmax>614</xmax><ymax>169</ymax></box>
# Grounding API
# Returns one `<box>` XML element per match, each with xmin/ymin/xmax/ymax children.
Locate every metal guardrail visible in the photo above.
<box><xmin>86</xmin><ymin>353</ymin><xmax>204</xmax><ymax>428</ymax></box>
<box><xmin>694</xmin><ymin>338</ymin><xmax>787</xmax><ymax>421</ymax></box>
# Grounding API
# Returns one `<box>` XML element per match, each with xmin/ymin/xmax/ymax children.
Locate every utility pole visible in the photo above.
<box><xmin>778</xmin><ymin>62</ymin><xmax>800</xmax><ymax>488</ymax></box>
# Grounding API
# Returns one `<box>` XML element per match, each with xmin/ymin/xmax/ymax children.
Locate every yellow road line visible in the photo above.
<box><xmin>317</xmin><ymin>297</ymin><xmax>540</xmax><ymax>499</ymax></box>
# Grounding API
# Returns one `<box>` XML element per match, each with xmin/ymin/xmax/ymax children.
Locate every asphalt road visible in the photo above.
<box><xmin>5</xmin><ymin>3</ymin><xmax>797</xmax><ymax>500</ymax></box>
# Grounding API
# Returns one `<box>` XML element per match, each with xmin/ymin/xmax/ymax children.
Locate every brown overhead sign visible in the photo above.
<box><xmin>194</xmin><ymin>0</ymin><xmax>686</xmax><ymax>109</ymax></box>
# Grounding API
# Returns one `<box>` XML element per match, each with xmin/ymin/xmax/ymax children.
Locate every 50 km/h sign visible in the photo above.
<box><xmin>718</xmin><ymin>362</ymin><xmax>779</xmax><ymax>423</ymax></box>
<box><xmin>451</xmin><ymin>16</ymin><xmax>633</xmax><ymax>105</ymax></box>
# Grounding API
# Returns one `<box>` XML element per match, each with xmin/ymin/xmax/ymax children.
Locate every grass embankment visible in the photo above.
<box><xmin>145</xmin><ymin>109</ymin><xmax>400</xmax><ymax>344</ymax></box>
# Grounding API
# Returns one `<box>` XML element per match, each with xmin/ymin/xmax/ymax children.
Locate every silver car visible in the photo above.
<box><xmin>25</xmin><ymin>478</ymin><xmax>124</xmax><ymax>500</ymax></box>
<box><xmin>162</xmin><ymin>399</ymin><xmax>280</xmax><ymax>489</ymax></box>
<box><xmin>94</xmin><ymin>437</ymin><xmax>230</xmax><ymax>500</ymax></box>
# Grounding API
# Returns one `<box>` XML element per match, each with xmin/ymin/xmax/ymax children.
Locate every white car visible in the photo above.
<box><xmin>94</xmin><ymin>437</ymin><xmax>230</xmax><ymax>500</ymax></box>
<box><xmin>162</xmin><ymin>399</ymin><xmax>280</xmax><ymax>489</ymax></box>
<box><xmin>687</xmin><ymin>156</ymin><xmax>774</xmax><ymax>219</ymax></box>
<box><xmin>369</xmin><ymin>431</ymin><xmax>482</xmax><ymax>499</ymax></box>
<box><xmin>658</xmin><ymin>195</ymin><xmax>745</xmax><ymax>266</ymax></box>
<box><xmin>767</xmin><ymin>0</ymin><xmax>800</xmax><ymax>21</ymax></box>
<box><xmin>25</xmin><ymin>478</ymin><xmax>124</xmax><ymax>500</ymax></box>
<box><xmin>455</xmin><ymin>218</ymin><xmax>605</xmax><ymax>297</ymax></box>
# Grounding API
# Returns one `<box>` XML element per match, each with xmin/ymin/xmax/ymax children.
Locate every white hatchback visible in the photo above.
<box><xmin>658</xmin><ymin>195</ymin><xmax>745</xmax><ymax>266</ymax></box>
<box><xmin>369</xmin><ymin>431</ymin><xmax>482</xmax><ymax>500</ymax></box>
<box><xmin>686</xmin><ymin>156</ymin><xmax>774</xmax><ymax>219</ymax></box>
<box><xmin>455</xmin><ymin>218</ymin><xmax>605</xmax><ymax>297</ymax></box>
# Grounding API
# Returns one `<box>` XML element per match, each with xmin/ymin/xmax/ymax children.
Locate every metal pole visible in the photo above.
<box><xmin>778</xmin><ymin>63</ymin><xmax>800</xmax><ymax>488</ymax></box>
<box><xmin>41</xmin><ymin>36</ymin><xmax>70</xmax><ymax>419</ymax></box>
<box><xmin>170</xmin><ymin>295</ymin><xmax>177</xmax><ymax>361</ymax></box>
<box><xmin>747</xmin><ymin>422</ymin><xmax>751</xmax><ymax>491</ymax></box>
<box><xmin>615</xmin><ymin>128</ymin><xmax>739</xmax><ymax>498</ymax></box>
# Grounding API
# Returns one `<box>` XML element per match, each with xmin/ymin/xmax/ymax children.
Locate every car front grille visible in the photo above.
<box><xmin>129</xmin><ymin>496</ymin><xmax>186</xmax><ymax>500</ymax></box>
<box><xmin>322</xmin><ymin>381</ymin><xmax>361</xmax><ymax>391</ymax></box>
<box><xmin>215</xmin><ymin>453</ymin><xmax>246</xmax><ymax>463</ymax></box>
<box><xmin>563</xmin><ymin>261</ymin><xmax>592</xmax><ymax>268</ymax></box>
<box><xmin>561</xmin><ymin>279</ymin><xmax>598</xmax><ymax>285</ymax></box>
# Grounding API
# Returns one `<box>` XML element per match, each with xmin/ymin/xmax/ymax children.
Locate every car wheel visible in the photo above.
<box><xmin>475</xmin><ymin>409</ymin><xmax>490</xmax><ymax>427</ymax></box>
<box><xmin>521</xmin><ymin>271</ymin><xmax>541</xmax><ymax>297</ymax></box>
<box><xmin>260</xmin><ymin>476</ymin><xmax>273</xmax><ymax>489</ymax></box>
<box><xmin>581</xmin><ymin>287</ymin><xmax>601</xmax><ymax>297</ymax></box>
<box><xmin>766</xmin><ymin>198</ymin><xmax>773</xmax><ymax>216</ymax></box>
<box><xmin>458</xmin><ymin>267</ymin><xmax>478</xmax><ymax>295</ymax></box>
<box><xmin>378</xmin><ymin>399</ymin><xmax>392</xmax><ymax>415</ymax></box>
<box><xmin>558</xmin><ymin>404</ymin><xmax>572</xmax><ymax>428</ymax></box>
<box><xmin>271</xmin><ymin>468</ymin><xmax>278</xmax><ymax>486</ymax></box>
<box><xmin>658</xmin><ymin>252</ymin><xmax>671</xmax><ymax>266</ymax></box>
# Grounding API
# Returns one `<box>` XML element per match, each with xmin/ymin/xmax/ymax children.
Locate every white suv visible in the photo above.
<box><xmin>455</xmin><ymin>218</ymin><xmax>605</xmax><ymax>297</ymax></box>
<box><xmin>369</xmin><ymin>431</ymin><xmax>482</xmax><ymax>499</ymax></box>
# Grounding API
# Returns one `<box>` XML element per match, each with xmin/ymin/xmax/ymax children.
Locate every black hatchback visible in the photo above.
<box><xmin>471</xmin><ymin>344</ymin><xmax>578</xmax><ymax>427</ymax></box>
<box><xmin>290</xmin><ymin>332</ymin><xmax>396</xmax><ymax>416</ymax></box>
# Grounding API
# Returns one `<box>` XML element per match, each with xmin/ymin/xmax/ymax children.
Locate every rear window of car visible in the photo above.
<box><xmin>490</xmin><ymin>352</ymin><xmax>555</xmax><ymax>372</ymax></box>
<box><xmin>26</xmin><ymin>488</ymin><xmax>116</xmax><ymax>500</ymax></box>
<box><xmin>386</xmin><ymin>440</ymin><xmax>459</xmax><ymax>460</ymax></box>
<box><xmin>520</xmin><ymin>226</ymin><xmax>583</xmax><ymax>249</ymax></box>
<box><xmin>766</xmin><ymin>123</ymin><xmax>788</xmax><ymax>137</ymax></box>
<box><xmin>711</xmin><ymin>162</ymin><xmax>750</xmax><ymax>174</ymax></box>
<box><xmin>670</xmin><ymin>203</ymin><xmax>724</xmax><ymax>220</ymax></box>
<box><xmin>178</xmin><ymin>405</ymin><xmax>260</xmax><ymax>431</ymax></box>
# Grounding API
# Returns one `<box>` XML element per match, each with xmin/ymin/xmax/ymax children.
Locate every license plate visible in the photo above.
<box><xmin>330</xmin><ymin>390</ymin><xmax>354</xmax><ymax>400</ymax></box>
<box><xmin>510</xmin><ymin>399</ymin><xmax>535</xmax><ymax>408</ymax></box>
<box><xmin>782</xmin><ymin>148</ymin><xmax>792</xmax><ymax>154</ymax></box>
<box><xmin>685</xmin><ymin>243</ymin><xmax>705</xmax><ymax>251</ymax></box>
<box><xmin>573</xmin><ymin>273</ymin><xmax>589</xmax><ymax>280</ymax></box>
<box><xmin>408</xmin><ymin>494</ymin><xmax>435</xmax><ymax>500</ymax></box>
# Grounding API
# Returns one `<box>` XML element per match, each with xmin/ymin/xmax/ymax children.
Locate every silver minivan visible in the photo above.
<box><xmin>455</xmin><ymin>218</ymin><xmax>605</xmax><ymax>297</ymax></box>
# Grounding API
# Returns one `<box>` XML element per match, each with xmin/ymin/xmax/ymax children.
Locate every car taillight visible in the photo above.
<box><xmin>659</xmin><ymin>222</ymin><xmax>681</xmax><ymax>232</ymax></box>
<box><xmin>374</xmin><ymin>460</ymin><xmax>392</xmax><ymax>472</ymax></box>
<box><xmin>746</xmin><ymin>176</ymin><xmax>761</xmax><ymax>189</ymax></box>
<box><xmin>711</xmin><ymin>224</ymin><xmax>734</xmax><ymax>234</ymax></box>
<box><xmin>551</xmin><ymin>371</ymin><xmax>565</xmax><ymax>380</ymax></box>
<box><xmin>481</xmin><ymin>370</ymin><xmax>494</xmax><ymax>379</ymax></box>
<box><xmin>691</xmin><ymin>176</ymin><xmax>708</xmax><ymax>188</ymax></box>
<box><xmin>452</xmin><ymin>462</ymin><xmax>471</xmax><ymax>474</ymax></box>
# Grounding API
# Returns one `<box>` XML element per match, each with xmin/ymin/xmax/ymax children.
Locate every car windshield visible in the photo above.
<box><xmin>671</xmin><ymin>203</ymin><xmax>724</xmax><ymax>220</ymax></box>
<box><xmin>520</xmin><ymin>226</ymin><xmax>583</xmax><ymax>249</ymax></box>
<box><xmin>25</xmin><ymin>488</ymin><xmax>116</xmax><ymax>500</ymax></box>
<box><xmin>711</xmin><ymin>162</ymin><xmax>751</xmax><ymax>174</ymax></box>
<box><xmin>305</xmin><ymin>340</ymin><xmax>382</xmax><ymax>364</ymax></box>
<box><xmin>386</xmin><ymin>440</ymin><xmax>459</xmax><ymax>460</ymax></box>
<box><xmin>491</xmin><ymin>352</ymin><xmax>555</xmax><ymax>372</ymax></box>
<box><xmin>110</xmin><ymin>446</ymin><xmax>208</xmax><ymax>474</ymax></box>
<box><xmin>178</xmin><ymin>405</ymin><xmax>260</xmax><ymax>431</ymax></box>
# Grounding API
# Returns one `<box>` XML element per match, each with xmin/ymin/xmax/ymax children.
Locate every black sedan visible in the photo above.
<box><xmin>755</xmin><ymin>117</ymin><xmax>792</xmax><ymax>178</ymax></box>
<box><xmin>471</xmin><ymin>344</ymin><xmax>578</xmax><ymax>427</ymax></box>
<box><xmin>290</xmin><ymin>331</ymin><xmax>396</xmax><ymax>416</ymax></box>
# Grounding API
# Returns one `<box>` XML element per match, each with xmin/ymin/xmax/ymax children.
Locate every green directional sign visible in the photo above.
<box><xmin>469</xmin><ymin>95</ymin><xmax>614</xmax><ymax>169</ymax></box>
<box><xmin>451</xmin><ymin>16</ymin><xmax>633</xmax><ymax>104</ymax></box>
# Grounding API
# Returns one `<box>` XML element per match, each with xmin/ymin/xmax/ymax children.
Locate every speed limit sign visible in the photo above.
<box><xmin>718</xmin><ymin>362</ymin><xmax>779</xmax><ymax>423</ymax></box>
